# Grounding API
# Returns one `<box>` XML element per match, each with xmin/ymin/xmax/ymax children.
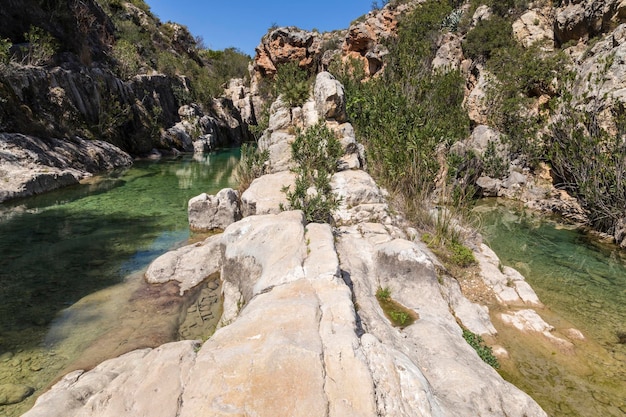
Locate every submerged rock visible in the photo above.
<box><xmin>0</xmin><ymin>383</ymin><xmax>34</xmax><ymax>406</ymax></box>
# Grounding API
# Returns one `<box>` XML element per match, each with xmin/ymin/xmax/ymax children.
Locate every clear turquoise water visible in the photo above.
<box><xmin>475</xmin><ymin>201</ymin><xmax>626</xmax><ymax>417</ymax></box>
<box><xmin>0</xmin><ymin>150</ymin><xmax>239</xmax><ymax>353</ymax></box>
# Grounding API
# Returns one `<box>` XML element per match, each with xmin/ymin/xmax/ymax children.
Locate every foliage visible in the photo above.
<box><xmin>282</xmin><ymin>123</ymin><xmax>343</xmax><ymax>223</ymax></box>
<box><xmin>96</xmin><ymin>91</ymin><xmax>132</xmax><ymax>142</ymax></box>
<box><xmin>249</xmin><ymin>105</ymin><xmax>270</xmax><ymax>140</ymax></box>
<box><xmin>466</xmin><ymin>19</ymin><xmax>572</xmax><ymax>167</ymax></box>
<box><xmin>481</xmin><ymin>140</ymin><xmax>508</xmax><ymax>178</ymax></box>
<box><xmin>462</xmin><ymin>329</ymin><xmax>500</xmax><ymax>369</ymax></box>
<box><xmin>447</xmin><ymin>241</ymin><xmax>476</xmax><ymax>267</ymax></box>
<box><xmin>235</xmin><ymin>143</ymin><xmax>270</xmax><ymax>194</ymax></box>
<box><xmin>338</xmin><ymin>0</ymin><xmax>470</xmax><ymax>231</ymax></box>
<box><xmin>112</xmin><ymin>39</ymin><xmax>140</xmax><ymax>79</ymax></box>
<box><xmin>462</xmin><ymin>16</ymin><xmax>514</xmax><ymax>61</ymax></box>
<box><xmin>0</xmin><ymin>38</ymin><xmax>11</xmax><ymax>65</ymax></box>
<box><xmin>547</xmin><ymin>103</ymin><xmax>626</xmax><ymax>234</ymax></box>
<box><xmin>376</xmin><ymin>287</ymin><xmax>391</xmax><ymax>301</ymax></box>
<box><xmin>23</xmin><ymin>26</ymin><xmax>58</xmax><ymax>66</ymax></box>
<box><xmin>274</xmin><ymin>62</ymin><xmax>312</xmax><ymax>108</ymax></box>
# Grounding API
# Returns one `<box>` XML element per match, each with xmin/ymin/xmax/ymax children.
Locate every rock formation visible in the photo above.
<box><xmin>0</xmin><ymin>133</ymin><xmax>132</xmax><ymax>202</ymax></box>
<box><xmin>24</xmin><ymin>72</ymin><xmax>551</xmax><ymax>417</ymax></box>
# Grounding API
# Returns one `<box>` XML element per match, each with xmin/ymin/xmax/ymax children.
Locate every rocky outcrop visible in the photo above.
<box><xmin>512</xmin><ymin>7</ymin><xmax>555</xmax><ymax>49</ymax></box>
<box><xmin>0</xmin><ymin>133</ymin><xmax>132</xmax><ymax>202</ymax></box>
<box><xmin>254</xmin><ymin>27</ymin><xmax>323</xmax><ymax>77</ymax></box>
<box><xmin>554</xmin><ymin>0</ymin><xmax>626</xmax><ymax>45</ymax></box>
<box><xmin>342</xmin><ymin>2</ymin><xmax>417</xmax><ymax>77</ymax></box>
<box><xmin>24</xmin><ymin>68</ymin><xmax>550</xmax><ymax>417</ymax></box>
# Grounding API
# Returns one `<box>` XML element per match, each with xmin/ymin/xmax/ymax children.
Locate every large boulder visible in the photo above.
<box><xmin>512</xmin><ymin>8</ymin><xmax>555</xmax><ymax>49</ymax></box>
<box><xmin>254</xmin><ymin>27</ymin><xmax>322</xmax><ymax>77</ymax></box>
<box><xmin>145</xmin><ymin>234</ymin><xmax>222</xmax><ymax>295</ymax></box>
<box><xmin>188</xmin><ymin>188</ymin><xmax>242</xmax><ymax>232</ymax></box>
<box><xmin>314</xmin><ymin>72</ymin><xmax>347</xmax><ymax>123</ymax></box>
<box><xmin>554</xmin><ymin>0</ymin><xmax>625</xmax><ymax>45</ymax></box>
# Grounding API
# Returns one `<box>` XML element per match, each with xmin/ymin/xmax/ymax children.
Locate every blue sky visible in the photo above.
<box><xmin>145</xmin><ymin>0</ymin><xmax>374</xmax><ymax>57</ymax></box>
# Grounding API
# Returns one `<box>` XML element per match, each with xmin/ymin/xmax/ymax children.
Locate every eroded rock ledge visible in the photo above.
<box><xmin>24</xmin><ymin>73</ymin><xmax>551</xmax><ymax>417</ymax></box>
<box><xmin>0</xmin><ymin>133</ymin><xmax>132</xmax><ymax>203</ymax></box>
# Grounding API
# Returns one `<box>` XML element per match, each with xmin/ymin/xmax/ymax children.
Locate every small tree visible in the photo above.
<box><xmin>282</xmin><ymin>123</ymin><xmax>343</xmax><ymax>223</ymax></box>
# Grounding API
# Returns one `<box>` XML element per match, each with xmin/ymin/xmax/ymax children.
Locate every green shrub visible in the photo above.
<box><xmin>463</xmin><ymin>16</ymin><xmax>515</xmax><ymax>61</ymax></box>
<box><xmin>482</xmin><ymin>140</ymin><xmax>508</xmax><ymax>178</ymax></box>
<box><xmin>0</xmin><ymin>38</ymin><xmax>11</xmax><ymax>65</ymax></box>
<box><xmin>282</xmin><ymin>123</ymin><xmax>342</xmax><ymax>223</ymax></box>
<box><xmin>23</xmin><ymin>26</ymin><xmax>58</xmax><ymax>66</ymax></box>
<box><xmin>448</xmin><ymin>241</ymin><xmax>476</xmax><ymax>267</ymax></box>
<box><xmin>274</xmin><ymin>62</ymin><xmax>312</xmax><ymax>108</ymax></box>
<box><xmin>235</xmin><ymin>143</ymin><xmax>270</xmax><ymax>194</ymax></box>
<box><xmin>547</xmin><ymin>102</ymin><xmax>626</xmax><ymax>234</ymax></box>
<box><xmin>338</xmin><ymin>0</ymin><xmax>469</xmax><ymax>227</ymax></box>
<box><xmin>463</xmin><ymin>329</ymin><xmax>500</xmax><ymax>369</ymax></box>
<box><xmin>376</xmin><ymin>287</ymin><xmax>392</xmax><ymax>301</ymax></box>
<box><xmin>112</xmin><ymin>39</ymin><xmax>140</xmax><ymax>79</ymax></box>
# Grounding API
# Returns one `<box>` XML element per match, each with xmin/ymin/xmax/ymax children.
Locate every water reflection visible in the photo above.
<box><xmin>0</xmin><ymin>149</ymin><xmax>239</xmax><ymax>416</ymax></box>
<box><xmin>475</xmin><ymin>200</ymin><xmax>626</xmax><ymax>417</ymax></box>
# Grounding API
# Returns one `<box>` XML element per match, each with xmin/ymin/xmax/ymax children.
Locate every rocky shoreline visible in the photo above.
<box><xmin>20</xmin><ymin>72</ymin><xmax>587</xmax><ymax>417</ymax></box>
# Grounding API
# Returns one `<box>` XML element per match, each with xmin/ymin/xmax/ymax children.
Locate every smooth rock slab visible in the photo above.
<box><xmin>240</xmin><ymin>171</ymin><xmax>296</xmax><ymax>217</ymax></box>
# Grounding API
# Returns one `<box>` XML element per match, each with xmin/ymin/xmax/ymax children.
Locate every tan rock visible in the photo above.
<box><xmin>240</xmin><ymin>171</ymin><xmax>296</xmax><ymax>216</ymax></box>
<box><xmin>145</xmin><ymin>234</ymin><xmax>222</xmax><ymax>295</ymax></box>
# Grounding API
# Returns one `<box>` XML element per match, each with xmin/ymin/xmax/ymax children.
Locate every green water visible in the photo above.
<box><xmin>475</xmin><ymin>201</ymin><xmax>626</xmax><ymax>417</ymax></box>
<box><xmin>0</xmin><ymin>149</ymin><xmax>239</xmax><ymax>415</ymax></box>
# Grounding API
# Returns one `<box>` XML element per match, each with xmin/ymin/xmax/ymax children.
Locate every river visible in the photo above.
<box><xmin>475</xmin><ymin>201</ymin><xmax>626</xmax><ymax>417</ymax></box>
<box><xmin>0</xmin><ymin>149</ymin><xmax>239</xmax><ymax>416</ymax></box>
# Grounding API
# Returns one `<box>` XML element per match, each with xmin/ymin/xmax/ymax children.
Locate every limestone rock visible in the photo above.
<box><xmin>240</xmin><ymin>171</ymin><xmax>296</xmax><ymax>217</ymax></box>
<box><xmin>22</xmin><ymin>341</ymin><xmax>200</xmax><ymax>417</ymax></box>
<box><xmin>145</xmin><ymin>234</ymin><xmax>222</xmax><ymax>295</ymax></box>
<box><xmin>314</xmin><ymin>72</ymin><xmax>347</xmax><ymax>122</ymax></box>
<box><xmin>442</xmin><ymin>275</ymin><xmax>497</xmax><ymax>336</ymax></box>
<box><xmin>188</xmin><ymin>188</ymin><xmax>242</xmax><ymax>232</ymax></box>
<box><xmin>475</xmin><ymin>244</ymin><xmax>543</xmax><ymax>307</ymax></box>
<box><xmin>432</xmin><ymin>33</ymin><xmax>463</xmax><ymax>72</ymax></box>
<box><xmin>0</xmin><ymin>133</ymin><xmax>132</xmax><ymax>203</ymax></box>
<box><xmin>554</xmin><ymin>0</ymin><xmax>624</xmax><ymax>45</ymax></box>
<box><xmin>254</xmin><ymin>27</ymin><xmax>322</xmax><ymax>77</ymax></box>
<box><xmin>331</xmin><ymin>170</ymin><xmax>390</xmax><ymax>225</ymax></box>
<box><xmin>341</xmin><ymin>2</ymin><xmax>412</xmax><ymax>77</ymax></box>
<box><xmin>464</xmin><ymin>69</ymin><xmax>491</xmax><ymax>125</ymax></box>
<box><xmin>513</xmin><ymin>8</ymin><xmax>555</xmax><ymax>49</ymax></box>
<box><xmin>476</xmin><ymin>176</ymin><xmax>502</xmax><ymax>196</ymax></box>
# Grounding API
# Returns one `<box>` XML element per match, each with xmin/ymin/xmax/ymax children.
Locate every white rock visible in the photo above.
<box><xmin>314</xmin><ymin>72</ymin><xmax>347</xmax><ymax>122</ymax></box>
<box><xmin>240</xmin><ymin>171</ymin><xmax>296</xmax><ymax>216</ymax></box>
<box><xmin>145</xmin><ymin>234</ymin><xmax>222</xmax><ymax>295</ymax></box>
<box><xmin>188</xmin><ymin>188</ymin><xmax>241</xmax><ymax>231</ymax></box>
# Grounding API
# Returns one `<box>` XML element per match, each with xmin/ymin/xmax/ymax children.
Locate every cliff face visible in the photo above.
<box><xmin>250</xmin><ymin>0</ymin><xmax>626</xmax><ymax>246</ymax></box>
<box><xmin>0</xmin><ymin>0</ymin><xmax>252</xmax><ymax>202</ymax></box>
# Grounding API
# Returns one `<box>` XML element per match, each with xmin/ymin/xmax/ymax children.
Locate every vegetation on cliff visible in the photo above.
<box><xmin>0</xmin><ymin>0</ymin><xmax>250</xmax><ymax>154</ymax></box>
